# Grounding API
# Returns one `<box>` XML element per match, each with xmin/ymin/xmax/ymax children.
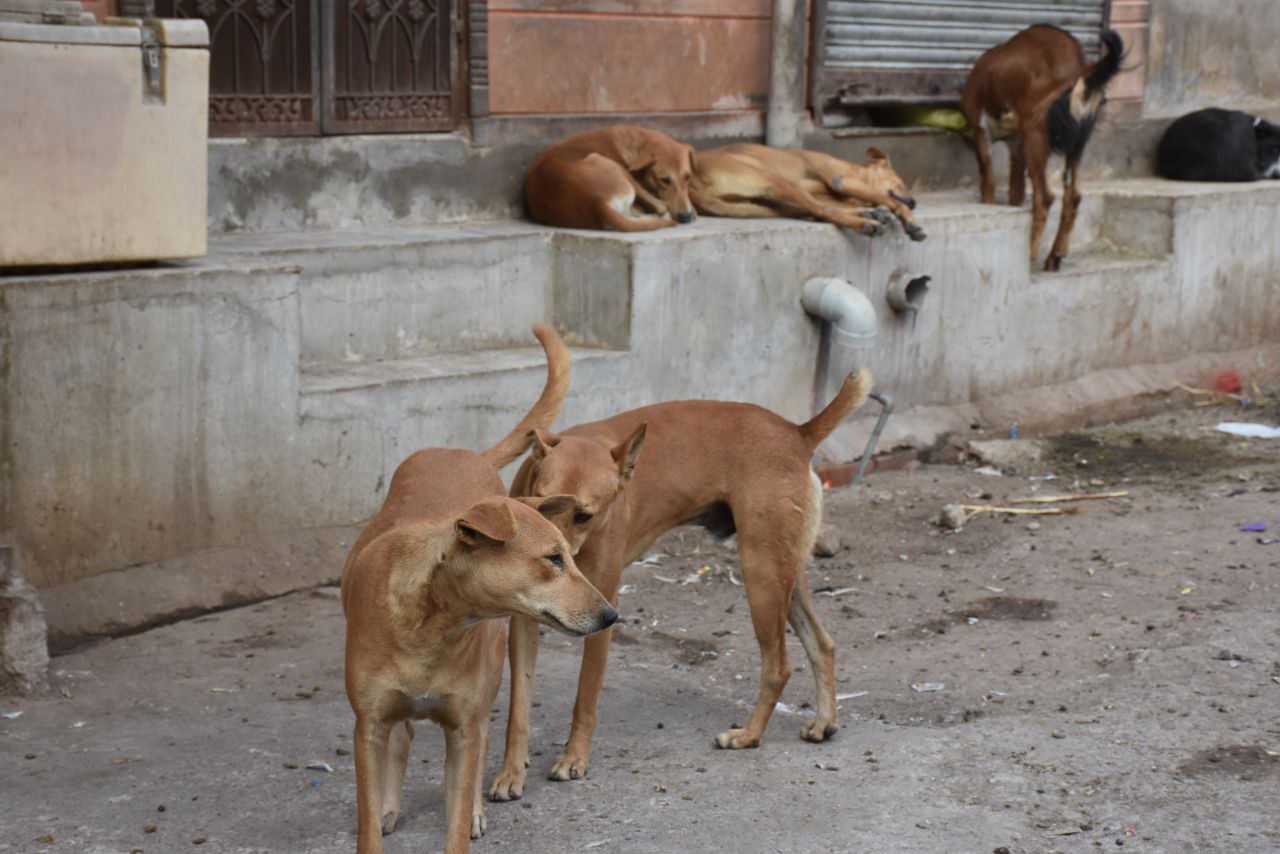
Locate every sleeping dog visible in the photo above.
<box><xmin>1158</xmin><ymin>108</ymin><xmax>1280</xmax><ymax>182</ymax></box>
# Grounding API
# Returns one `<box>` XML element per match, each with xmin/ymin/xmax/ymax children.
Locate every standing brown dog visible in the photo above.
<box><xmin>691</xmin><ymin>143</ymin><xmax>926</xmax><ymax>240</ymax></box>
<box><xmin>524</xmin><ymin>126</ymin><xmax>697</xmax><ymax>231</ymax></box>
<box><xmin>487</xmin><ymin>369</ymin><xmax>872</xmax><ymax>801</ymax></box>
<box><xmin>341</xmin><ymin>325</ymin><xmax>618</xmax><ymax>854</ymax></box>
<box><xmin>961</xmin><ymin>25</ymin><xmax>1122</xmax><ymax>270</ymax></box>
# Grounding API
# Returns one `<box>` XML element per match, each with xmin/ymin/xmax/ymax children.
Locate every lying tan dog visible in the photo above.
<box><xmin>488</xmin><ymin>369</ymin><xmax>872</xmax><ymax>801</ymax></box>
<box><xmin>341</xmin><ymin>325</ymin><xmax>617</xmax><ymax>854</ymax></box>
<box><xmin>690</xmin><ymin>143</ymin><xmax>926</xmax><ymax>241</ymax></box>
<box><xmin>525</xmin><ymin>126</ymin><xmax>697</xmax><ymax>232</ymax></box>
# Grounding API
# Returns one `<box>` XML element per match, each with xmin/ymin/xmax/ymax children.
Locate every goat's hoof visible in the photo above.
<box><xmin>1044</xmin><ymin>254</ymin><xmax>1063</xmax><ymax>272</ymax></box>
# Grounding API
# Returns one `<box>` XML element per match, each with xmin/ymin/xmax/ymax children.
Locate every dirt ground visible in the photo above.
<box><xmin>3</xmin><ymin>400</ymin><xmax>1280</xmax><ymax>853</ymax></box>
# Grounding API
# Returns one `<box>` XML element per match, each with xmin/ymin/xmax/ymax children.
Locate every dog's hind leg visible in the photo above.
<box><xmin>489</xmin><ymin>615</ymin><xmax>541</xmax><ymax>801</ymax></box>
<box><xmin>1045</xmin><ymin>156</ymin><xmax>1081</xmax><ymax>271</ymax></box>
<box><xmin>599</xmin><ymin>205</ymin><xmax>676</xmax><ymax>232</ymax></box>
<box><xmin>354</xmin><ymin>714</ymin><xmax>392</xmax><ymax>854</ymax></box>
<box><xmin>378</xmin><ymin>720</ymin><xmax>413</xmax><ymax>834</ymax></box>
<box><xmin>788</xmin><ymin>574</ymin><xmax>839</xmax><ymax>742</ymax></box>
<box><xmin>715</xmin><ymin>534</ymin><xmax>797</xmax><ymax>749</ymax></box>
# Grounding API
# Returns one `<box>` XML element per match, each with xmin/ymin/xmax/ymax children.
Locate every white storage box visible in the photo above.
<box><xmin>0</xmin><ymin>15</ymin><xmax>209</xmax><ymax>266</ymax></box>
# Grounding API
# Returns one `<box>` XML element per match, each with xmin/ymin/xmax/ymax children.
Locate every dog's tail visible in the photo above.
<box><xmin>481</xmin><ymin>324</ymin><xmax>571</xmax><ymax>469</ymax></box>
<box><xmin>1048</xmin><ymin>29</ymin><xmax>1123</xmax><ymax>158</ymax></box>
<box><xmin>797</xmin><ymin>367</ymin><xmax>873</xmax><ymax>451</ymax></box>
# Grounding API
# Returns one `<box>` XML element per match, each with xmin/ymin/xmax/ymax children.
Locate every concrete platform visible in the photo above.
<box><xmin>3</xmin><ymin>178</ymin><xmax>1278</xmax><ymax>639</ymax></box>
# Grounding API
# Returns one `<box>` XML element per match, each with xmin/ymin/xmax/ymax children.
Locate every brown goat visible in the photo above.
<box><xmin>961</xmin><ymin>25</ymin><xmax>1123</xmax><ymax>271</ymax></box>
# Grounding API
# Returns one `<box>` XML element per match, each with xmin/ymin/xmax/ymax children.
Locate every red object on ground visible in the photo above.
<box><xmin>1214</xmin><ymin>370</ymin><xmax>1242</xmax><ymax>394</ymax></box>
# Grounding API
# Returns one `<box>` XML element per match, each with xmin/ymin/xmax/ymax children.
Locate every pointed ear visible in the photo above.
<box><xmin>518</xmin><ymin>494</ymin><xmax>576</xmax><ymax>520</ymax></box>
<box><xmin>529</xmin><ymin>428</ymin><xmax>560</xmax><ymax>461</ymax></box>
<box><xmin>456</xmin><ymin>499</ymin><xmax>518</xmax><ymax>547</ymax></box>
<box><xmin>611</xmin><ymin>422</ymin><xmax>647</xmax><ymax>485</ymax></box>
<box><xmin>866</xmin><ymin>146</ymin><xmax>889</xmax><ymax>164</ymax></box>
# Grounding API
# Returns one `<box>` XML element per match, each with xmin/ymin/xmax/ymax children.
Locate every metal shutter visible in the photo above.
<box><xmin>811</xmin><ymin>0</ymin><xmax>1108</xmax><ymax>110</ymax></box>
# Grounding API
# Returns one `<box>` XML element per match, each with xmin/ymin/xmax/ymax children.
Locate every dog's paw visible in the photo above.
<box><xmin>869</xmin><ymin>206</ymin><xmax>894</xmax><ymax>224</ymax></box>
<box><xmin>487</xmin><ymin>763</ymin><xmax>527</xmax><ymax>802</ymax></box>
<box><xmin>714</xmin><ymin>727</ymin><xmax>761</xmax><ymax>750</ymax></box>
<box><xmin>858</xmin><ymin>220</ymin><xmax>885</xmax><ymax>237</ymax></box>
<box><xmin>380</xmin><ymin>808</ymin><xmax>400</xmax><ymax>836</ymax></box>
<box><xmin>548</xmin><ymin>751</ymin><xmax>590</xmax><ymax>782</ymax></box>
<box><xmin>906</xmin><ymin>223</ymin><xmax>928</xmax><ymax>242</ymax></box>
<box><xmin>800</xmin><ymin>718</ymin><xmax>838</xmax><ymax>743</ymax></box>
<box><xmin>470</xmin><ymin>812</ymin><xmax>487</xmax><ymax>840</ymax></box>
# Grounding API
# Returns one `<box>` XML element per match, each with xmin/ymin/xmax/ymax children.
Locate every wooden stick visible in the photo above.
<box><xmin>957</xmin><ymin>505</ymin><xmax>1077</xmax><ymax>516</ymax></box>
<box><xmin>1005</xmin><ymin>491</ymin><xmax>1129</xmax><ymax>505</ymax></box>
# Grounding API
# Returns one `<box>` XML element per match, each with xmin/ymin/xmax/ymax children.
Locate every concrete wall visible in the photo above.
<box><xmin>487</xmin><ymin>0</ymin><xmax>771</xmax><ymax>115</ymax></box>
<box><xmin>1145</xmin><ymin>0</ymin><xmax>1280</xmax><ymax>116</ymax></box>
<box><xmin>5</xmin><ymin>179</ymin><xmax>1280</xmax><ymax>641</ymax></box>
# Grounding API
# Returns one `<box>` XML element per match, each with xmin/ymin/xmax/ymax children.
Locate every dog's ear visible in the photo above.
<box><xmin>529</xmin><ymin>428</ymin><xmax>561</xmax><ymax>461</ymax></box>
<box><xmin>611</xmin><ymin>422</ymin><xmax>647</xmax><ymax>485</ymax></box>
<box><xmin>626</xmin><ymin>149</ymin><xmax>657</xmax><ymax>174</ymax></box>
<box><xmin>518</xmin><ymin>494</ymin><xmax>576</xmax><ymax>521</ymax></box>
<box><xmin>866</xmin><ymin>146</ymin><xmax>889</xmax><ymax>164</ymax></box>
<box><xmin>686</xmin><ymin>144</ymin><xmax>698</xmax><ymax>174</ymax></box>
<box><xmin>456</xmin><ymin>498</ymin><xmax>518</xmax><ymax>547</ymax></box>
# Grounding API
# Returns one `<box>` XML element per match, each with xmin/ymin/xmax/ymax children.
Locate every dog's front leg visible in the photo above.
<box><xmin>489</xmin><ymin>615</ymin><xmax>542</xmax><ymax>801</ymax></box>
<box><xmin>443</xmin><ymin>721</ymin><xmax>484</xmax><ymax>854</ymax></box>
<box><xmin>624</xmin><ymin>174</ymin><xmax>670</xmax><ymax>218</ymax></box>
<box><xmin>354</xmin><ymin>714</ymin><xmax>392</xmax><ymax>854</ymax></box>
<box><xmin>378</xmin><ymin>720</ymin><xmax>413</xmax><ymax>834</ymax></box>
<box><xmin>549</xmin><ymin>623</ymin><xmax>617</xmax><ymax>781</ymax></box>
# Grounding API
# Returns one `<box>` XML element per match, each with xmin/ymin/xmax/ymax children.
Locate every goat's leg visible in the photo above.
<box><xmin>1045</xmin><ymin>157</ymin><xmax>1082</xmax><ymax>272</ymax></box>
<box><xmin>1022</xmin><ymin>126</ymin><xmax>1055</xmax><ymax>263</ymax></box>
<box><xmin>1008</xmin><ymin>138</ymin><xmax>1027</xmax><ymax>208</ymax></box>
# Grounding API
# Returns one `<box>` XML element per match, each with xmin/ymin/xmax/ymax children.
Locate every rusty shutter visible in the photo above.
<box><xmin>811</xmin><ymin>0</ymin><xmax>1108</xmax><ymax>110</ymax></box>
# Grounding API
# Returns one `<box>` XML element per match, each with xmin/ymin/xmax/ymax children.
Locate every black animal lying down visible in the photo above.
<box><xmin>1158</xmin><ymin>108</ymin><xmax>1280</xmax><ymax>181</ymax></box>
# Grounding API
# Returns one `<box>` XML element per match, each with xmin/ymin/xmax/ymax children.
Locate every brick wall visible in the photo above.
<box><xmin>1108</xmin><ymin>0</ymin><xmax>1151</xmax><ymax>113</ymax></box>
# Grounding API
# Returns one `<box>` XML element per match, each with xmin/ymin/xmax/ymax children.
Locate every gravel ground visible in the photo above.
<box><xmin>3</xmin><ymin>402</ymin><xmax>1279</xmax><ymax>854</ymax></box>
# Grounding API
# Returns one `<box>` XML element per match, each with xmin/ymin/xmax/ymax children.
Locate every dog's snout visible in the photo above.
<box><xmin>600</xmin><ymin>607</ymin><xmax>619</xmax><ymax>628</ymax></box>
<box><xmin>675</xmin><ymin>210</ymin><xmax>694</xmax><ymax>224</ymax></box>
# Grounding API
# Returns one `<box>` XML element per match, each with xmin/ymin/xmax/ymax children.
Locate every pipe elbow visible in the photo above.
<box><xmin>801</xmin><ymin>276</ymin><xmax>877</xmax><ymax>349</ymax></box>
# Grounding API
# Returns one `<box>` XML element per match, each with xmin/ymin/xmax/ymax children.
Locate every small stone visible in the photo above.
<box><xmin>144</xmin><ymin>825</ymin><xmax>157</xmax><ymax>834</ymax></box>
<box><xmin>0</xmin><ymin>547</ymin><xmax>50</xmax><ymax>696</ymax></box>
<box><xmin>812</xmin><ymin>526</ymin><xmax>845</xmax><ymax>558</ymax></box>
<box><xmin>940</xmin><ymin>505</ymin><xmax>968</xmax><ymax>530</ymax></box>
<box><xmin>1025</xmin><ymin>521</ymin><xmax>1041</xmax><ymax>531</ymax></box>
<box><xmin>1051</xmin><ymin>730</ymin><xmax>1066</xmax><ymax>739</ymax></box>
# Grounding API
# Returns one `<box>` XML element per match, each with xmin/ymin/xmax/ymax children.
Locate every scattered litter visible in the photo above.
<box><xmin>1046</xmin><ymin>826</ymin><xmax>1084</xmax><ymax>836</ymax></box>
<box><xmin>983</xmin><ymin>586</ymin><xmax>1005</xmax><ymax>593</ymax></box>
<box><xmin>1259</xmin><ymin>537</ymin><xmax>1279</xmax><ymax>545</ymax></box>
<box><xmin>898</xmin><ymin>554</ymin><xmax>910</xmax><ymax>562</ymax></box>
<box><xmin>653</xmin><ymin>574</ymin><xmax>677</xmax><ymax>584</ymax></box>
<box><xmin>309</xmin><ymin>780</ymin><xmax>323</xmax><ymax>787</ymax></box>
<box><xmin>773</xmin><ymin>701</ymin><xmax>803</xmax><ymax>716</ymax></box>
<box><xmin>959</xmin><ymin>504</ymin><xmax>1077</xmax><ymax>518</ymax></box>
<box><xmin>680</xmin><ymin>573</ymin><xmax>703</xmax><ymax>585</ymax></box>
<box><xmin>815</xmin><ymin>762</ymin><xmax>840</xmax><ymax>772</ymax></box>
<box><xmin>988</xmin><ymin>690</ymin><xmax>1008</xmax><ymax>697</ymax></box>
<box><xmin>585</xmin><ymin>839</ymin><xmax>615</xmax><ymax>850</ymax></box>
<box><xmin>1025</xmin><ymin>521</ymin><xmax>1041</xmax><ymax>531</ymax></box>
<box><xmin>814</xmin><ymin>586</ymin><xmax>856</xmax><ymax>598</ymax></box>
<box><xmin>1</xmin><ymin>710</ymin><xmax>23</xmax><ymax>720</ymax></box>
<box><xmin>1238</xmin><ymin>522</ymin><xmax>1267</xmax><ymax>532</ymax></box>
<box><xmin>727</xmin><ymin>570</ymin><xmax>742</xmax><ymax>586</ymax></box>
<box><xmin>72</xmin><ymin>721</ymin><xmax>86</xmax><ymax>728</ymax></box>
<box><xmin>1026</xmin><ymin>474</ymin><xmax>1057</xmax><ymax>481</ymax></box>
<box><xmin>305</xmin><ymin>762</ymin><xmax>333</xmax><ymax>773</ymax></box>
<box><xmin>965</xmin><ymin>616</ymin><xmax>979</xmax><ymax>625</ymax></box>
<box><xmin>618</xmin><ymin>584</ymin><xmax>637</xmax><ymax>594</ymax></box>
<box><xmin>1214</xmin><ymin>422</ymin><xmax>1280</xmax><ymax>439</ymax></box>
<box><xmin>973</xmin><ymin>466</ymin><xmax>1003</xmax><ymax>476</ymax></box>
<box><xmin>210</xmin><ymin>687</ymin><xmax>238</xmax><ymax>693</ymax></box>
<box><xmin>639</xmin><ymin>553</ymin><xmax>665</xmax><ymax>565</ymax></box>
<box><xmin>1180</xmin><ymin>586</ymin><xmax>1195</xmax><ymax>595</ymax></box>
<box><xmin>910</xmin><ymin>682</ymin><xmax>946</xmax><ymax>693</ymax></box>
<box><xmin>1007</xmin><ymin>491</ymin><xmax>1129</xmax><ymax>504</ymax></box>
<box><xmin>1215</xmin><ymin>649</ymin><xmax>1249</xmax><ymax>664</ymax></box>
<box><xmin>836</xmin><ymin>691</ymin><xmax>869</xmax><ymax>701</ymax></box>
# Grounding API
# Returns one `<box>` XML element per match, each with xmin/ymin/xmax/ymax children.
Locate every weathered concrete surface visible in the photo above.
<box><xmin>4</xmin><ymin>180</ymin><xmax>1279</xmax><ymax>640</ymax></box>
<box><xmin>1146</xmin><ymin>0</ymin><xmax>1280</xmax><ymax>117</ymax></box>
<box><xmin>2</xmin><ymin>408</ymin><xmax>1278</xmax><ymax>852</ymax></box>
<box><xmin>0</xmin><ymin>546</ymin><xmax>48</xmax><ymax>695</ymax></box>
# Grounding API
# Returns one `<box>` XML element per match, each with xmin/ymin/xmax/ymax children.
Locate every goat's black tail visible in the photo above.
<box><xmin>1048</xmin><ymin>29</ymin><xmax>1124</xmax><ymax>158</ymax></box>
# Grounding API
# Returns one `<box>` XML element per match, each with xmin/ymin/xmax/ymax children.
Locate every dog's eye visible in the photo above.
<box><xmin>573</xmin><ymin>511</ymin><xmax>594</xmax><ymax>525</ymax></box>
<box><xmin>546</xmin><ymin>553</ymin><xmax>564</xmax><ymax>570</ymax></box>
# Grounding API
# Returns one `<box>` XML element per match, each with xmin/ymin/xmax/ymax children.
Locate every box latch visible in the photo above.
<box><xmin>140</xmin><ymin>23</ymin><xmax>161</xmax><ymax>99</ymax></box>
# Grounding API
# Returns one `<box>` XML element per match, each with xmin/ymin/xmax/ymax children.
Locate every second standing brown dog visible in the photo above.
<box><xmin>488</xmin><ymin>369</ymin><xmax>872</xmax><ymax>801</ymax></box>
<box><xmin>524</xmin><ymin>126</ymin><xmax>697</xmax><ymax>232</ymax></box>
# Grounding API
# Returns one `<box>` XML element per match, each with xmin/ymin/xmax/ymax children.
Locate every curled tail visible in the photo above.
<box><xmin>797</xmin><ymin>367</ymin><xmax>872</xmax><ymax>451</ymax></box>
<box><xmin>482</xmin><ymin>324</ymin><xmax>571</xmax><ymax>468</ymax></box>
<box><xmin>1048</xmin><ymin>29</ymin><xmax>1123</xmax><ymax>157</ymax></box>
